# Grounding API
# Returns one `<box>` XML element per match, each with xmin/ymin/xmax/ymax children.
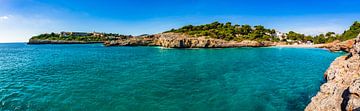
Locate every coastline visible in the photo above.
<box><xmin>305</xmin><ymin>34</ymin><xmax>360</xmax><ymax>111</ymax></box>
<box><xmin>27</xmin><ymin>39</ymin><xmax>348</xmax><ymax>52</ymax></box>
<box><xmin>27</xmin><ymin>39</ymin><xmax>104</xmax><ymax>44</ymax></box>
<box><xmin>28</xmin><ymin>32</ymin><xmax>354</xmax><ymax>53</ymax></box>
<box><xmin>274</xmin><ymin>44</ymin><xmax>324</xmax><ymax>48</ymax></box>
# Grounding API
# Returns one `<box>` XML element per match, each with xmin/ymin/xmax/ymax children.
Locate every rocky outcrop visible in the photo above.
<box><xmin>319</xmin><ymin>39</ymin><xmax>356</xmax><ymax>52</ymax></box>
<box><xmin>104</xmin><ymin>32</ymin><xmax>276</xmax><ymax>48</ymax></box>
<box><xmin>306</xmin><ymin>34</ymin><xmax>360</xmax><ymax>111</ymax></box>
<box><xmin>104</xmin><ymin>36</ymin><xmax>158</xmax><ymax>46</ymax></box>
<box><xmin>28</xmin><ymin>39</ymin><xmax>103</xmax><ymax>44</ymax></box>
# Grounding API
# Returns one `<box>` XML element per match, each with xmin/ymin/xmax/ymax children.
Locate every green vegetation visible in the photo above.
<box><xmin>308</xmin><ymin>21</ymin><xmax>360</xmax><ymax>44</ymax></box>
<box><xmin>340</xmin><ymin>21</ymin><xmax>360</xmax><ymax>41</ymax></box>
<box><xmin>30</xmin><ymin>21</ymin><xmax>360</xmax><ymax>44</ymax></box>
<box><xmin>166</xmin><ymin>22</ymin><xmax>279</xmax><ymax>42</ymax></box>
<box><xmin>166</xmin><ymin>21</ymin><xmax>360</xmax><ymax>44</ymax></box>
<box><xmin>284</xmin><ymin>31</ymin><xmax>339</xmax><ymax>44</ymax></box>
<box><xmin>31</xmin><ymin>33</ymin><xmax>106</xmax><ymax>41</ymax></box>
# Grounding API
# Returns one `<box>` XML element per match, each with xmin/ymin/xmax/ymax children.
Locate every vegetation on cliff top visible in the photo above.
<box><xmin>30</xmin><ymin>32</ymin><xmax>129</xmax><ymax>42</ymax></box>
<box><xmin>166</xmin><ymin>21</ymin><xmax>360</xmax><ymax>44</ymax></box>
<box><xmin>341</xmin><ymin>21</ymin><xmax>360</xmax><ymax>41</ymax></box>
<box><xmin>30</xmin><ymin>33</ymin><xmax>105</xmax><ymax>41</ymax></box>
<box><xmin>165</xmin><ymin>22</ymin><xmax>279</xmax><ymax>42</ymax></box>
<box><xmin>30</xmin><ymin>21</ymin><xmax>360</xmax><ymax>44</ymax></box>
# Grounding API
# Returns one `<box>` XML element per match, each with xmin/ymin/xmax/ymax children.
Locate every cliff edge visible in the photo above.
<box><xmin>306</xmin><ymin>34</ymin><xmax>360</xmax><ymax>111</ymax></box>
<box><xmin>104</xmin><ymin>33</ymin><xmax>276</xmax><ymax>48</ymax></box>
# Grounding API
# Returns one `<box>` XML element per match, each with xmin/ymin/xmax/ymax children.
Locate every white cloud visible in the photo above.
<box><xmin>0</xmin><ymin>16</ymin><xmax>9</xmax><ymax>21</ymax></box>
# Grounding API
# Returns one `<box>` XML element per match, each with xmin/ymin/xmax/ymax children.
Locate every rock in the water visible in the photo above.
<box><xmin>306</xmin><ymin>34</ymin><xmax>360</xmax><ymax>111</ymax></box>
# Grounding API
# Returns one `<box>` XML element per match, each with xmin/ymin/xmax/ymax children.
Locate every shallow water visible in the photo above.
<box><xmin>0</xmin><ymin>43</ymin><xmax>344</xmax><ymax>111</ymax></box>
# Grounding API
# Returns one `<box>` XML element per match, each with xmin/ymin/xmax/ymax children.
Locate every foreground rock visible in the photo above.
<box><xmin>28</xmin><ymin>39</ymin><xmax>103</xmax><ymax>44</ymax></box>
<box><xmin>104</xmin><ymin>33</ymin><xmax>276</xmax><ymax>48</ymax></box>
<box><xmin>306</xmin><ymin>34</ymin><xmax>360</xmax><ymax>111</ymax></box>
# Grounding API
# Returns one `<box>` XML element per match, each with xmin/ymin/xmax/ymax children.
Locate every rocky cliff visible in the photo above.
<box><xmin>104</xmin><ymin>33</ymin><xmax>276</xmax><ymax>48</ymax></box>
<box><xmin>306</xmin><ymin>34</ymin><xmax>360</xmax><ymax>111</ymax></box>
<box><xmin>319</xmin><ymin>39</ymin><xmax>356</xmax><ymax>52</ymax></box>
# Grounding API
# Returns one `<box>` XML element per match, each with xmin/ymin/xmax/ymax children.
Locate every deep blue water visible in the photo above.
<box><xmin>0</xmin><ymin>43</ymin><xmax>344</xmax><ymax>111</ymax></box>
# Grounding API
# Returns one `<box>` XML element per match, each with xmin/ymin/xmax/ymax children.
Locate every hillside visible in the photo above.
<box><xmin>28</xmin><ymin>21</ymin><xmax>360</xmax><ymax>46</ymax></box>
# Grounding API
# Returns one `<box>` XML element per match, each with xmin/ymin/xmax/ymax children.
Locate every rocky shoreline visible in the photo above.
<box><xmin>103</xmin><ymin>32</ymin><xmax>356</xmax><ymax>53</ymax></box>
<box><xmin>318</xmin><ymin>39</ymin><xmax>356</xmax><ymax>52</ymax></box>
<box><xmin>104</xmin><ymin>33</ymin><xmax>278</xmax><ymax>48</ymax></box>
<box><xmin>28</xmin><ymin>32</ymin><xmax>355</xmax><ymax>52</ymax></box>
<box><xmin>306</xmin><ymin>34</ymin><xmax>360</xmax><ymax>111</ymax></box>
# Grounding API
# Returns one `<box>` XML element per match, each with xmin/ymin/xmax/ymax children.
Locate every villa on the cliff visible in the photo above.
<box><xmin>60</xmin><ymin>32</ymin><xmax>88</xmax><ymax>37</ymax></box>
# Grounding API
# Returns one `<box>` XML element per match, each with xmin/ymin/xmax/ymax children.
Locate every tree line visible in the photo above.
<box><xmin>30</xmin><ymin>21</ymin><xmax>360</xmax><ymax>44</ymax></box>
<box><xmin>166</xmin><ymin>21</ymin><xmax>360</xmax><ymax>44</ymax></box>
<box><xmin>30</xmin><ymin>32</ymin><xmax>130</xmax><ymax>42</ymax></box>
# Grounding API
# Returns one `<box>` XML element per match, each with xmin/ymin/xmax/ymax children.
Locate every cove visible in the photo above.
<box><xmin>0</xmin><ymin>43</ymin><xmax>344</xmax><ymax>111</ymax></box>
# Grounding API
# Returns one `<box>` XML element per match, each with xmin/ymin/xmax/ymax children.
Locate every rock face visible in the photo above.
<box><xmin>104</xmin><ymin>36</ymin><xmax>157</xmax><ymax>46</ymax></box>
<box><xmin>104</xmin><ymin>32</ymin><xmax>276</xmax><ymax>48</ymax></box>
<box><xmin>319</xmin><ymin>39</ymin><xmax>356</xmax><ymax>52</ymax></box>
<box><xmin>306</xmin><ymin>34</ymin><xmax>360</xmax><ymax>111</ymax></box>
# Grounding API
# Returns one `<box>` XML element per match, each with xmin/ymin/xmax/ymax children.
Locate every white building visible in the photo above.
<box><xmin>272</xmin><ymin>31</ymin><xmax>287</xmax><ymax>40</ymax></box>
<box><xmin>60</xmin><ymin>32</ymin><xmax>89</xmax><ymax>37</ymax></box>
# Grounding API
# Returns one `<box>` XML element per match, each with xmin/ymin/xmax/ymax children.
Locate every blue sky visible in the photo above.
<box><xmin>1</xmin><ymin>0</ymin><xmax>360</xmax><ymax>42</ymax></box>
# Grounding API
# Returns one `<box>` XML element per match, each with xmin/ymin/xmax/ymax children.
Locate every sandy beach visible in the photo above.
<box><xmin>275</xmin><ymin>44</ymin><xmax>325</xmax><ymax>48</ymax></box>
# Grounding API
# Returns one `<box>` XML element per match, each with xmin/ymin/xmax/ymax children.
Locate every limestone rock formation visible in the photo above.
<box><xmin>319</xmin><ymin>39</ymin><xmax>356</xmax><ymax>52</ymax></box>
<box><xmin>104</xmin><ymin>35</ymin><xmax>158</xmax><ymax>46</ymax></box>
<box><xmin>104</xmin><ymin>32</ymin><xmax>276</xmax><ymax>48</ymax></box>
<box><xmin>306</xmin><ymin>34</ymin><xmax>360</xmax><ymax>111</ymax></box>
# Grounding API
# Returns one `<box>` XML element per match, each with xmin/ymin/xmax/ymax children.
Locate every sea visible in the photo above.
<box><xmin>0</xmin><ymin>43</ymin><xmax>344</xmax><ymax>111</ymax></box>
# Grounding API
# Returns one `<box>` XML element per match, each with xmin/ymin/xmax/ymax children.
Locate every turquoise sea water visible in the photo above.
<box><xmin>0</xmin><ymin>43</ymin><xmax>344</xmax><ymax>111</ymax></box>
